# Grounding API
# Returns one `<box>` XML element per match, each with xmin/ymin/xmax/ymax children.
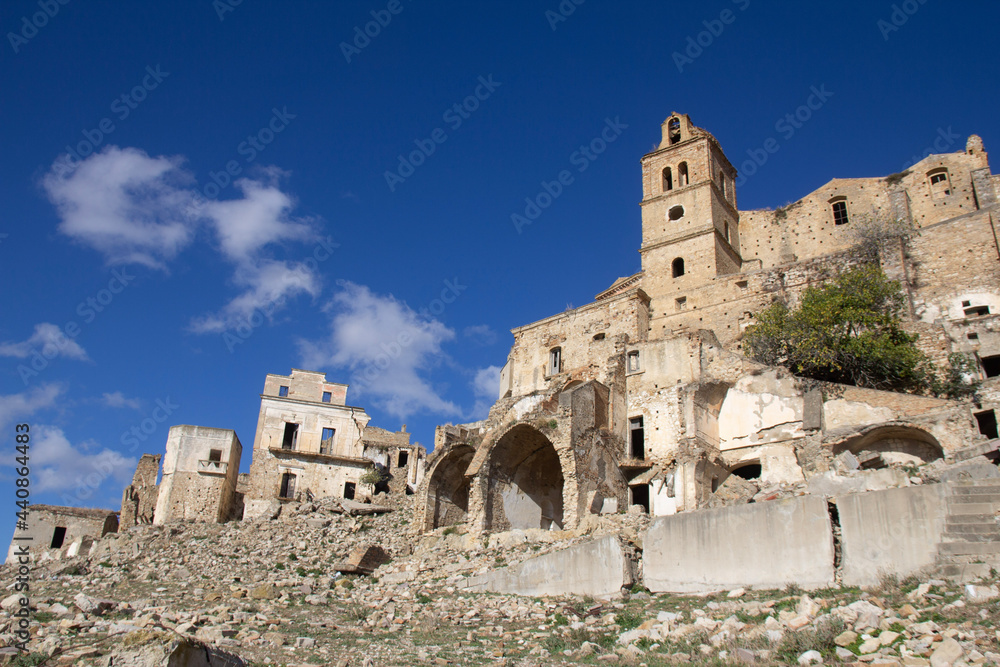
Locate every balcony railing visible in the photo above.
<box><xmin>198</xmin><ymin>460</ymin><xmax>228</xmax><ymax>475</ymax></box>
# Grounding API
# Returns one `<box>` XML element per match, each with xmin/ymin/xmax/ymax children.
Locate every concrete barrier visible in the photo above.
<box><xmin>836</xmin><ymin>484</ymin><xmax>948</xmax><ymax>587</ymax></box>
<box><xmin>643</xmin><ymin>495</ymin><xmax>835</xmax><ymax>592</ymax></box>
<box><xmin>462</xmin><ymin>535</ymin><xmax>629</xmax><ymax>597</ymax></box>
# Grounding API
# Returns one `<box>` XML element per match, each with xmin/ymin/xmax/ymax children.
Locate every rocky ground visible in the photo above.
<box><xmin>0</xmin><ymin>497</ymin><xmax>998</xmax><ymax>666</ymax></box>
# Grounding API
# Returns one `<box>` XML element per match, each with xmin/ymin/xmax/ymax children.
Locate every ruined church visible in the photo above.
<box><xmin>415</xmin><ymin>112</ymin><xmax>1000</xmax><ymax>535</ymax></box>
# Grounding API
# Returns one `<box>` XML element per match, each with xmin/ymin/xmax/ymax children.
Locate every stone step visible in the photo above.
<box><xmin>933</xmin><ymin>562</ymin><xmax>995</xmax><ymax>583</ymax></box>
<box><xmin>943</xmin><ymin>531</ymin><xmax>1000</xmax><ymax>543</ymax></box>
<box><xmin>948</xmin><ymin>502</ymin><xmax>999</xmax><ymax>515</ymax></box>
<box><xmin>938</xmin><ymin>541</ymin><xmax>1000</xmax><ymax>556</ymax></box>
<box><xmin>951</xmin><ymin>486</ymin><xmax>1000</xmax><ymax>497</ymax></box>
<box><xmin>946</xmin><ymin>513</ymin><xmax>996</xmax><ymax>524</ymax></box>
<box><xmin>944</xmin><ymin>523</ymin><xmax>1000</xmax><ymax>535</ymax></box>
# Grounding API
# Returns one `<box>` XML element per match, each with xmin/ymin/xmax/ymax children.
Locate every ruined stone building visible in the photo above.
<box><xmin>5</xmin><ymin>505</ymin><xmax>118</xmax><ymax>564</ymax></box>
<box><xmin>416</xmin><ymin>113</ymin><xmax>1000</xmax><ymax>535</ymax></box>
<box><xmin>242</xmin><ymin>369</ymin><xmax>425</xmax><ymax>519</ymax></box>
<box><xmin>120</xmin><ymin>453</ymin><xmax>160</xmax><ymax>526</ymax></box>
<box><xmin>153</xmin><ymin>426</ymin><xmax>243</xmax><ymax>525</ymax></box>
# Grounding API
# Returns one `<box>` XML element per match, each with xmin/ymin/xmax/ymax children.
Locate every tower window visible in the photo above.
<box><xmin>627</xmin><ymin>351</ymin><xmax>641</xmax><ymax>372</ymax></box>
<box><xmin>398</xmin><ymin>450</ymin><xmax>409</xmax><ymax>467</ymax></box>
<box><xmin>831</xmin><ymin>198</ymin><xmax>849</xmax><ymax>225</ymax></box>
<box><xmin>724</xmin><ymin>222</ymin><xmax>730</xmax><ymax>243</ymax></box>
<box><xmin>208</xmin><ymin>449</ymin><xmax>222</xmax><ymax>462</ymax></box>
<box><xmin>928</xmin><ymin>169</ymin><xmax>951</xmax><ymax>198</ymax></box>
<box><xmin>322</xmin><ymin>391</ymin><xmax>332</xmax><ymax>403</ymax></box>
<box><xmin>662</xmin><ymin>167</ymin><xmax>673</xmax><ymax>192</ymax></box>
<box><xmin>321</xmin><ymin>427</ymin><xmax>335</xmax><ymax>455</ymax></box>
<box><xmin>672</xmin><ymin>257</ymin><xmax>685</xmax><ymax>278</ymax></box>
<box><xmin>678</xmin><ymin>162</ymin><xmax>690</xmax><ymax>187</ymax></box>
<box><xmin>668</xmin><ymin>117</ymin><xmax>681</xmax><ymax>144</ymax></box>
<box><xmin>549</xmin><ymin>347</ymin><xmax>562</xmax><ymax>375</ymax></box>
<box><xmin>668</xmin><ymin>205</ymin><xmax>685</xmax><ymax>221</ymax></box>
<box><xmin>278</xmin><ymin>385</ymin><xmax>289</xmax><ymax>397</ymax></box>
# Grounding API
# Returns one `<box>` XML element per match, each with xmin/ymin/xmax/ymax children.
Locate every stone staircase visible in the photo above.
<box><xmin>934</xmin><ymin>480</ymin><xmax>1000</xmax><ymax>581</ymax></box>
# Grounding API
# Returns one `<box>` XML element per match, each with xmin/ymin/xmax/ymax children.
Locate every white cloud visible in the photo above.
<box><xmin>101</xmin><ymin>391</ymin><xmax>141</xmax><ymax>410</ymax></box>
<box><xmin>29</xmin><ymin>426</ymin><xmax>136</xmax><ymax>502</ymax></box>
<box><xmin>42</xmin><ymin>146</ymin><xmax>324</xmax><ymax>330</ymax></box>
<box><xmin>43</xmin><ymin>146</ymin><xmax>195</xmax><ymax>270</ymax></box>
<box><xmin>0</xmin><ymin>323</ymin><xmax>89</xmax><ymax>361</ymax></box>
<box><xmin>0</xmin><ymin>384</ymin><xmax>64</xmax><ymax>433</ymax></box>
<box><xmin>298</xmin><ymin>281</ymin><xmax>461</xmax><ymax>420</ymax></box>
<box><xmin>470</xmin><ymin>365</ymin><xmax>501</xmax><ymax>419</ymax></box>
<box><xmin>463</xmin><ymin>324</ymin><xmax>498</xmax><ymax>346</ymax></box>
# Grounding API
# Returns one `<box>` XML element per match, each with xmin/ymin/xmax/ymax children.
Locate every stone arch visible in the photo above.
<box><xmin>484</xmin><ymin>424</ymin><xmax>565</xmax><ymax>532</ymax></box>
<box><xmin>730</xmin><ymin>461</ymin><xmax>762</xmax><ymax>480</ymax></box>
<box><xmin>831</xmin><ymin>424</ymin><xmax>944</xmax><ymax>467</ymax></box>
<box><xmin>423</xmin><ymin>445</ymin><xmax>475</xmax><ymax>531</ymax></box>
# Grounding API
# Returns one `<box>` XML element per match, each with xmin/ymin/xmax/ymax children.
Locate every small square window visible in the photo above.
<box><xmin>208</xmin><ymin>449</ymin><xmax>222</xmax><ymax>462</ymax></box>
<box><xmin>627</xmin><ymin>351</ymin><xmax>641</xmax><ymax>373</ymax></box>
<box><xmin>676</xmin><ymin>297</ymin><xmax>687</xmax><ymax>311</ymax></box>
<box><xmin>322</xmin><ymin>391</ymin><xmax>332</xmax><ymax>403</ymax></box>
<box><xmin>278</xmin><ymin>386</ymin><xmax>289</xmax><ymax>397</ymax></box>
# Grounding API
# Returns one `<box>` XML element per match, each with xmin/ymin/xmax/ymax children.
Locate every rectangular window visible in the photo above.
<box><xmin>208</xmin><ymin>449</ymin><xmax>222</xmax><ymax>462</ymax></box>
<box><xmin>965</xmin><ymin>305</ymin><xmax>990</xmax><ymax>317</ymax></box>
<box><xmin>549</xmin><ymin>348</ymin><xmax>562</xmax><ymax>375</ymax></box>
<box><xmin>278</xmin><ymin>385</ymin><xmax>289</xmax><ymax>397</ymax></box>
<box><xmin>630</xmin><ymin>484</ymin><xmax>650</xmax><ymax>513</ymax></box>
<box><xmin>627</xmin><ymin>351</ymin><xmax>641</xmax><ymax>373</ymax></box>
<box><xmin>975</xmin><ymin>410</ymin><xmax>998</xmax><ymax>440</ymax></box>
<box><xmin>50</xmin><ymin>526</ymin><xmax>67</xmax><ymax>549</ymax></box>
<box><xmin>981</xmin><ymin>355</ymin><xmax>1000</xmax><ymax>378</ymax></box>
<box><xmin>282</xmin><ymin>423</ymin><xmax>299</xmax><ymax>450</ymax></box>
<box><xmin>675</xmin><ymin>296</ymin><xmax>687</xmax><ymax>311</ymax></box>
<box><xmin>832</xmin><ymin>200</ymin><xmax>849</xmax><ymax>225</ymax></box>
<box><xmin>398</xmin><ymin>451</ymin><xmax>409</xmax><ymax>467</ymax></box>
<box><xmin>322</xmin><ymin>391</ymin><xmax>332</xmax><ymax>403</ymax></box>
<box><xmin>321</xmin><ymin>428</ymin><xmax>335</xmax><ymax>455</ymax></box>
<box><xmin>629</xmin><ymin>416</ymin><xmax>645</xmax><ymax>460</ymax></box>
<box><xmin>344</xmin><ymin>482</ymin><xmax>356</xmax><ymax>500</ymax></box>
<box><xmin>279</xmin><ymin>472</ymin><xmax>296</xmax><ymax>499</ymax></box>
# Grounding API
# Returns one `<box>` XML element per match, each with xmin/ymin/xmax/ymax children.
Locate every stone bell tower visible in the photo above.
<box><xmin>638</xmin><ymin>113</ymin><xmax>742</xmax><ymax>323</ymax></box>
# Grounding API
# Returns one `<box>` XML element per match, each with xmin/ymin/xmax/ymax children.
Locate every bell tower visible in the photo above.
<box><xmin>638</xmin><ymin>113</ymin><xmax>742</xmax><ymax>324</ymax></box>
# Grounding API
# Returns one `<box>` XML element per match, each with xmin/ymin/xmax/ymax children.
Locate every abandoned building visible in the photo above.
<box><xmin>5</xmin><ymin>505</ymin><xmax>118</xmax><ymax>564</ymax></box>
<box><xmin>120</xmin><ymin>453</ymin><xmax>160</xmax><ymax>527</ymax></box>
<box><xmin>153</xmin><ymin>426</ymin><xmax>243</xmax><ymax>525</ymax></box>
<box><xmin>416</xmin><ymin>113</ymin><xmax>1000</xmax><ymax>535</ymax></box>
<box><xmin>241</xmin><ymin>369</ymin><xmax>426</xmax><ymax>520</ymax></box>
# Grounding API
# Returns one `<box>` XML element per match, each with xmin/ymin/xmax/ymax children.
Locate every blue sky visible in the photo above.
<box><xmin>2</xmin><ymin>0</ymin><xmax>998</xmax><ymax>541</ymax></box>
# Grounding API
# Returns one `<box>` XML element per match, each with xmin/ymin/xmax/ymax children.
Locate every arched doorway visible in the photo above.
<box><xmin>425</xmin><ymin>446</ymin><xmax>474</xmax><ymax>530</ymax></box>
<box><xmin>485</xmin><ymin>425</ymin><xmax>564</xmax><ymax>531</ymax></box>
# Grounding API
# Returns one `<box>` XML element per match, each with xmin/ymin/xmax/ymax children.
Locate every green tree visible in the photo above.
<box><xmin>744</xmin><ymin>265</ymin><xmax>935</xmax><ymax>392</ymax></box>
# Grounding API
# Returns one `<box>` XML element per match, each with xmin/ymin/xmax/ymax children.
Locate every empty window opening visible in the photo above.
<box><xmin>982</xmin><ymin>355</ymin><xmax>1000</xmax><ymax>378</ymax></box>
<box><xmin>672</xmin><ymin>257</ymin><xmax>685</xmax><ymax>278</ymax></box>
<box><xmin>831</xmin><ymin>199</ymin><xmax>849</xmax><ymax>225</ymax></box>
<box><xmin>321</xmin><ymin>427</ymin><xmax>335</xmax><ymax>455</ymax></box>
<box><xmin>711</xmin><ymin>476</ymin><xmax>719</xmax><ymax>493</ymax></box>
<box><xmin>962</xmin><ymin>300</ymin><xmax>972</xmax><ymax>307</ymax></box>
<box><xmin>629</xmin><ymin>416</ymin><xmax>645</xmax><ymax>460</ymax></box>
<box><xmin>322</xmin><ymin>391</ymin><xmax>332</xmax><ymax>403</ymax></box>
<box><xmin>668</xmin><ymin>205</ymin><xmax>685</xmax><ymax>221</ymax></box>
<box><xmin>719</xmin><ymin>171</ymin><xmax>727</xmax><ymax>197</ymax></box>
<box><xmin>662</xmin><ymin>167</ymin><xmax>673</xmax><ymax>192</ymax></box>
<box><xmin>678</xmin><ymin>161</ymin><xmax>690</xmax><ymax>187</ymax></box>
<box><xmin>724</xmin><ymin>221</ymin><xmax>730</xmax><ymax>243</ymax></box>
<box><xmin>668</xmin><ymin>117</ymin><xmax>681</xmax><ymax>144</ymax></box>
<box><xmin>343</xmin><ymin>481</ymin><xmax>356</xmax><ymax>500</ymax></box>
<box><xmin>281</xmin><ymin>423</ymin><xmax>299</xmax><ymax>450</ymax></box>
<box><xmin>630</xmin><ymin>484</ymin><xmax>650</xmax><ymax>513</ymax></box>
<box><xmin>975</xmin><ymin>410</ymin><xmax>999</xmax><ymax>439</ymax></box>
<box><xmin>50</xmin><ymin>526</ymin><xmax>67</xmax><ymax>549</ymax></box>
<box><xmin>732</xmin><ymin>464</ymin><xmax>762</xmax><ymax>480</ymax></box>
<box><xmin>675</xmin><ymin>296</ymin><xmax>687</xmax><ymax>311</ymax></box>
<box><xmin>627</xmin><ymin>351</ymin><xmax>641</xmax><ymax>373</ymax></box>
<box><xmin>549</xmin><ymin>347</ymin><xmax>562</xmax><ymax>375</ymax></box>
<box><xmin>208</xmin><ymin>449</ymin><xmax>222</xmax><ymax>462</ymax></box>
<box><xmin>968</xmin><ymin>332</ymin><xmax>979</xmax><ymax>340</ymax></box>
<box><xmin>398</xmin><ymin>451</ymin><xmax>409</xmax><ymax>467</ymax></box>
<box><xmin>965</xmin><ymin>305</ymin><xmax>990</xmax><ymax>317</ymax></box>
<box><xmin>278</xmin><ymin>385</ymin><xmax>289</xmax><ymax>397</ymax></box>
<box><xmin>279</xmin><ymin>472</ymin><xmax>296</xmax><ymax>499</ymax></box>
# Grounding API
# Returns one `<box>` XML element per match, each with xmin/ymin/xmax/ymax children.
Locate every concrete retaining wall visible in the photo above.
<box><xmin>644</xmin><ymin>495</ymin><xmax>835</xmax><ymax>592</ymax></box>
<box><xmin>836</xmin><ymin>484</ymin><xmax>949</xmax><ymax>587</ymax></box>
<box><xmin>462</xmin><ymin>535</ymin><xmax>629</xmax><ymax>598</ymax></box>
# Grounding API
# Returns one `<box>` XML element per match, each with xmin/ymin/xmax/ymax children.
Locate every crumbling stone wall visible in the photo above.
<box><xmin>6</xmin><ymin>505</ymin><xmax>117</xmax><ymax>564</ymax></box>
<box><xmin>120</xmin><ymin>453</ymin><xmax>160</xmax><ymax>527</ymax></box>
<box><xmin>154</xmin><ymin>426</ymin><xmax>242</xmax><ymax>525</ymax></box>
